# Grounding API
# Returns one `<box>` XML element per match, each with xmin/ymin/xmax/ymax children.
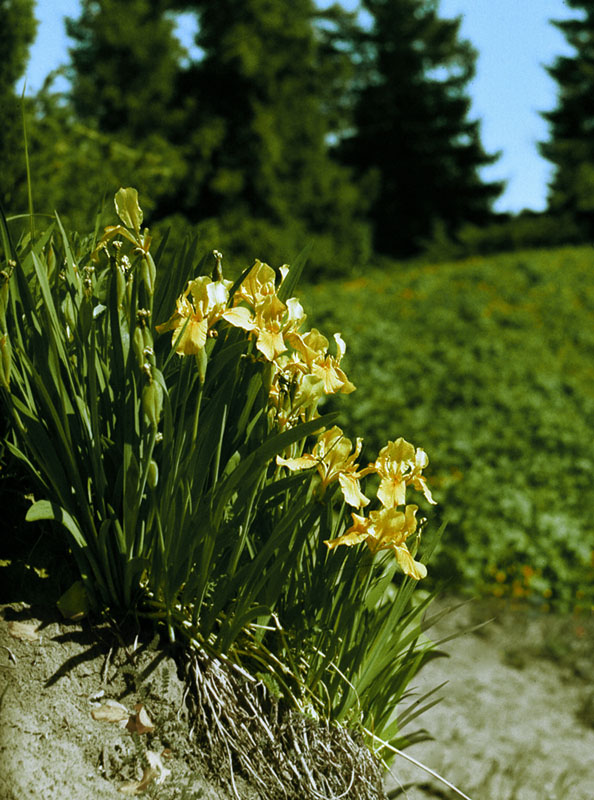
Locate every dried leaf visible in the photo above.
<box><xmin>1</xmin><ymin>645</ymin><xmax>17</xmax><ymax>665</ymax></box>
<box><xmin>126</xmin><ymin>703</ymin><xmax>155</xmax><ymax>735</ymax></box>
<box><xmin>118</xmin><ymin>766</ymin><xmax>158</xmax><ymax>795</ymax></box>
<box><xmin>91</xmin><ymin>700</ymin><xmax>129</xmax><ymax>724</ymax></box>
<box><xmin>146</xmin><ymin>750</ymin><xmax>171</xmax><ymax>784</ymax></box>
<box><xmin>7</xmin><ymin>621</ymin><xmax>40</xmax><ymax>642</ymax></box>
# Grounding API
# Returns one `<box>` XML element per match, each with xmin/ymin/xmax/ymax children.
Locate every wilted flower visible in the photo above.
<box><xmin>156</xmin><ymin>276</ymin><xmax>231</xmax><ymax>355</ymax></box>
<box><xmin>372</xmin><ymin>437</ymin><xmax>435</xmax><ymax>508</ymax></box>
<box><xmin>325</xmin><ymin>504</ymin><xmax>427</xmax><ymax>580</ymax></box>
<box><xmin>276</xmin><ymin>425</ymin><xmax>372</xmax><ymax>508</ymax></box>
<box><xmin>268</xmin><ymin>356</ymin><xmax>325</xmax><ymax>428</ymax></box>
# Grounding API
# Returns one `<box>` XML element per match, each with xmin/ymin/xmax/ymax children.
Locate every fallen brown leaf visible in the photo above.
<box><xmin>126</xmin><ymin>704</ymin><xmax>155</xmax><ymax>735</ymax></box>
<box><xmin>118</xmin><ymin>766</ymin><xmax>158</xmax><ymax>795</ymax></box>
<box><xmin>91</xmin><ymin>699</ymin><xmax>129</xmax><ymax>724</ymax></box>
<box><xmin>7</xmin><ymin>621</ymin><xmax>40</xmax><ymax>642</ymax></box>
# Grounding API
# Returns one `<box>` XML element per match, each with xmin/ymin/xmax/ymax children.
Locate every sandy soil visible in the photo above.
<box><xmin>0</xmin><ymin>601</ymin><xmax>248</xmax><ymax>800</ymax></box>
<box><xmin>1</xmin><ymin>593</ymin><xmax>593</xmax><ymax>800</ymax></box>
<box><xmin>385</xmin><ymin>599</ymin><xmax>594</xmax><ymax>800</ymax></box>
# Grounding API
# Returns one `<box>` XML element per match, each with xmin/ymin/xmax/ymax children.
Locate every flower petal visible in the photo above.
<box><xmin>338</xmin><ymin>473</ymin><xmax>370</xmax><ymax>509</ymax></box>
<box><xmin>222</xmin><ymin>306</ymin><xmax>256</xmax><ymax>330</ymax></box>
<box><xmin>276</xmin><ymin>454</ymin><xmax>318</xmax><ymax>471</ymax></box>
<box><xmin>393</xmin><ymin>546</ymin><xmax>427</xmax><ymax>580</ymax></box>
<box><xmin>172</xmin><ymin>317</ymin><xmax>208</xmax><ymax>355</ymax></box>
<box><xmin>256</xmin><ymin>329</ymin><xmax>286</xmax><ymax>361</ymax></box>
<box><xmin>377</xmin><ymin>476</ymin><xmax>407</xmax><ymax>508</ymax></box>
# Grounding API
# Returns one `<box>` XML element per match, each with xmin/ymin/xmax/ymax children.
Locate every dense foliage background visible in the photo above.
<box><xmin>2</xmin><ymin>0</ymin><xmax>503</xmax><ymax>271</ymax></box>
<box><xmin>5</xmin><ymin>1</ymin><xmax>594</xmax><ymax>263</ymax></box>
<box><xmin>304</xmin><ymin>246</ymin><xmax>594</xmax><ymax>612</ymax></box>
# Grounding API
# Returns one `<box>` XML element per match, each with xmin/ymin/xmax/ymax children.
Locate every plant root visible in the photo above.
<box><xmin>185</xmin><ymin>650</ymin><xmax>386</xmax><ymax>800</ymax></box>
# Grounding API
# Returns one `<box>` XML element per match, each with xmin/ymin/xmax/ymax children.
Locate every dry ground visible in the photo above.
<box><xmin>385</xmin><ymin>598</ymin><xmax>594</xmax><ymax>800</ymax></box>
<box><xmin>1</xmin><ymin>539</ymin><xmax>593</xmax><ymax>800</ymax></box>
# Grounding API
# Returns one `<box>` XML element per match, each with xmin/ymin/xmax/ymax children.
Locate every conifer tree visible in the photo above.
<box><xmin>66</xmin><ymin>0</ymin><xmax>184</xmax><ymax>139</ymax></box>
<box><xmin>167</xmin><ymin>0</ymin><xmax>371</xmax><ymax>273</ymax></box>
<box><xmin>337</xmin><ymin>0</ymin><xmax>501</xmax><ymax>257</ymax></box>
<box><xmin>0</xmin><ymin>0</ymin><xmax>37</xmax><ymax>209</ymax></box>
<box><xmin>540</xmin><ymin>1</ymin><xmax>594</xmax><ymax>235</ymax></box>
<box><xmin>60</xmin><ymin>0</ymin><xmax>188</xmax><ymax>222</ymax></box>
<box><xmin>65</xmin><ymin>0</ymin><xmax>370</xmax><ymax>273</ymax></box>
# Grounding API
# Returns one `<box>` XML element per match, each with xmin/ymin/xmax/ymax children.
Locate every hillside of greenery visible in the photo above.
<box><xmin>304</xmin><ymin>246</ymin><xmax>594</xmax><ymax>612</ymax></box>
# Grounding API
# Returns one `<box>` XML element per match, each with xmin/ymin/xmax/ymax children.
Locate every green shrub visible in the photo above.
<box><xmin>457</xmin><ymin>212</ymin><xmax>584</xmax><ymax>255</ymax></box>
<box><xmin>152</xmin><ymin>209</ymin><xmax>372</xmax><ymax>284</ymax></box>
<box><xmin>421</xmin><ymin>213</ymin><xmax>585</xmax><ymax>263</ymax></box>
<box><xmin>305</xmin><ymin>247</ymin><xmax>594</xmax><ymax>612</ymax></box>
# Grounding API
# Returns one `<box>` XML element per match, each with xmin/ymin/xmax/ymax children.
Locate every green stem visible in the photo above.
<box><xmin>210</xmin><ymin>401</ymin><xmax>228</xmax><ymax>484</ymax></box>
<box><xmin>191</xmin><ymin>375</ymin><xmax>204</xmax><ymax>444</ymax></box>
<box><xmin>227</xmin><ymin>470</ymin><xmax>265</xmax><ymax>577</ymax></box>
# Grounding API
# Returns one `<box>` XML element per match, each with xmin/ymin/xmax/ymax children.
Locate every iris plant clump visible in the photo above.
<box><xmin>0</xmin><ymin>189</ymin><xmax>444</xmax><ymax>767</ymax></box>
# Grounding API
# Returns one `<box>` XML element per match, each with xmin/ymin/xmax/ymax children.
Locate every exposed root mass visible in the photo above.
<box><xmin>185</xmin><ymin>651</ymin><xmax>387</xmax><ymax>800</ymax></box>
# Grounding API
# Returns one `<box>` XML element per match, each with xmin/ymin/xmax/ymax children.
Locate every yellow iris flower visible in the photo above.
<box><xmin>233</xmin><ymin>260</ymin><xmax>284</xmax><ymax>308</ymax></box>
<box><xmin>156</xmin><ymin>276</ymin><xmax>230</xmax><ymax>355</ymax></box>
<box><xmin>223</xmin><ymin>287</ymin><xmax>305</xmax><ymax>362</ymax></box>
<box><xmin>285</xmin><ymin>328</ymin><xmax>355</xmax><ymax>395</ymax></box>
<box><xmin>325</xmin><ymin>504</ymin><xmax>427</xmax><ymax>580</ymax></box>
<box><xmin>276</xmin><ymin>425</ymin><xmax>372</xmax><ymax>508</ymax></box>
<box><xmin>372</xmin><ymin>437</ymin><xmax>435</xmax><ymax>508</ymax></box>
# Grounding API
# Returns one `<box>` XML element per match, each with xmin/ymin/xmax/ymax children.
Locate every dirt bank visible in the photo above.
<box><xmin>1</xmin><ymin>590</ymin><xmax>593</xmax><ymax>800</ymax></box>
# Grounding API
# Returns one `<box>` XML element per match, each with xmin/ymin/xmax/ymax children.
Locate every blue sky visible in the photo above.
<box><xmin>25</xmin><ymin>0</ymin><xmax>580</xmax><ymax>213</ymax></box>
